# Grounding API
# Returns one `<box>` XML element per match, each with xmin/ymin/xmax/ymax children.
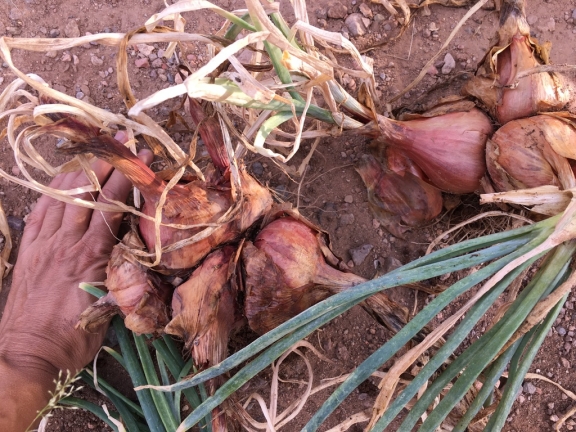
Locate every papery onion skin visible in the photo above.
<box><xmin>486</xmin><ymin>115</ymin><xmax>576</xmax><ymax>192</ymax></box>
<box><xmin>51</xmin><ymin>116</ymin><xmax>273</xmax><ymax>272</ymax></box>
<box><xmin>165</xmin><ymin>246</ymin><xmax>239</xmax><ymax>432</ymax></box>
<box><xmin>356</xmin><ymin>151</ymin><xmax>442</xmax><ymax>238</ymax></box>
<box><xmin>463</xmin><ymin>0</ymin><xmax>573</xmax><ymax>124</ymax></box>
<box><xmin>165</xmin><ymin>246</ymin><xmax>239</xmax><ymax>367</ymax></box>
<box><xmin>372</xmin><ymin>109</ymin><xmax>493</xmax><ymax>194</ymax></box>
<box><xmin>243</xmin><ymin>216</ymin><xmax>409</xmax><ymax>335</ymax></box>
<box><xmin>77</xmin><ymin>230</ymin><xmax>172</xmax><ymax>335</ymax></box>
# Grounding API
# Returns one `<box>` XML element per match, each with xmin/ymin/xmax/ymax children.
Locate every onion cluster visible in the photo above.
<box><xmin>356</xmin><ymin>0</ymin><xmax>576</xmax><ymax>235</ymax></box>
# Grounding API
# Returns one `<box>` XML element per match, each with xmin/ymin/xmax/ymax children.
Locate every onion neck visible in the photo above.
<box><xmin>313</xmin><ymin>260</ymin><xmax>367</xmax><ymax>291</ymax></box>
<box><xmin>60</xmin><ymin>130</ymin><xmax>166</xmax><ymax>202</ymax></box>
<box><xmin>188</xmin><ymin>98</ymin><xmax>230</xmax><ymax>174</ymax></box>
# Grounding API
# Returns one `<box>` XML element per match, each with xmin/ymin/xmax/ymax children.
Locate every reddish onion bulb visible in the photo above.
<box><xmin>356</xmin><ymin>149</ymin><xmax>443</xmax><ymax>237</ymax></box>
<box><xmin>242</xmin><ymin>216</ymin><xmax>409</xmax><ymax>335</ymax></box>
<box><xmin>486</xmin><ymin>115</ymin><xmax>576</xmax><ymax>192</ymax></box>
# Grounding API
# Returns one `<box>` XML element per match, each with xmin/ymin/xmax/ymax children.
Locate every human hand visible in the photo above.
<box><xmin>0</xmin><ymin>135</ymin><xmax>152</xmax><ymax>430</ymax></box>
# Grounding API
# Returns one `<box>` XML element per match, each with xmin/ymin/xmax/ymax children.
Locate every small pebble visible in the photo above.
<box><xmin>442</xmin><ymin>53</ymin><xmax>456</xmax><ymax>74</ymax></box>
<box><xmin>90</xmin><ymin>55</ymin><xmax>103</xmax><ymax>66</ymax></box>
<box><xmin>327</xmin><ymin>3</ymin><xmax>347</xmax><ymax>19</ymax></box>
<box><xmin>251</xmin><ymin>162</ymin><xmax>264</xmax><ymax>176</ymax></box>
<box><xmin>344</xmin><ymin>195</ymin><xmax>353</xmax><ymax>203</ymax></box>
<box><xmin>558</xmin><ymin>326</ymin><xmax>567</xmax><ymax>336</ymax></box>
<box><xmin>135</xmin><ymin>58</ymin><xmax>149</xmax><ymax>68</ymax></box>
<box><xmin>7</xmin><ymin>215</ymin><xmax>25</xmax><ymax>231</ymax></box>
<box><xmin>524</xmin><ymin>382</ymin><xmax>537</xmax><ymax>394</ymax></box>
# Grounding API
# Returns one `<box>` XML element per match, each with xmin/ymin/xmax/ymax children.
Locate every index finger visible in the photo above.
<box><xmin>84</xmin><ymin>150</ymin><xmax>153</xmax><ymax>248</ymax></box>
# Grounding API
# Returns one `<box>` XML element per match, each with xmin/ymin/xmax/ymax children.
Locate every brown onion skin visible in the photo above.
<box><xmin>54</xmin><ymin>116</ymin><xmax>273</xmax><ymax>272</ymax></box>
<box><xmin>375</xmin><ymin>109</ymin><xmax>493</xmax><ymax>194</ymax></box>
<box><xmin>486</xmin><ymin>115</ymin><xmax>576</xmax><ymax>192</ymax></box>
<box><xmin>356</xmin><ymin>152</ymin><xmax>442</xmax><ymax>238</ymax></box>
<box><xmin>243</xmin><ymin>216</ymin><xmax>409</xmax><ymax>335</ymax></box>
<box><xmin>77</xmin><ymin>230</ymin><xmax>172</xmax><ymax>335</ymax></box>
<box><xmin>165</xmin><ymin>246</ymin><xmax>239</xmax><ymax>432</ymax></box>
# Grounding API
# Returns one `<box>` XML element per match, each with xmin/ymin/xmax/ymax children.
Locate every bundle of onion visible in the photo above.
<box><xmin>463</xmin><ymin>0</ymin><xmax>574</xmax><ymax>124</ymax></box>
<box><xmin>358</xmin><ymin>106</ymin><xmax>494</xmax><ymax>194</ymax></box>
<box><xmin>486</xmin><ymin>114</ymin><xmax>576</xmax><ymax>197</ymax></box>
<box><xmin>165</xmin><ymin>246</ymin><xmax>241</xmax><ymax>432</ymax></box>
<box><xmin>356</xmin><ymin>148</ymin><xmax>443</xmax><ymax>237</ymax></box>
<box><xmin>242</xmin><ymin>212</ymin><xmax>409</xmax><ymax>335</ymax></box>
<box><xmin>47</xmin><ymin>115</ymin><xmax>272</xmax><ymax>273</ymax></box>
<box><xmin>77</xmin><ymin>229</ymin><xmax>172</xmax><ymax>335</ymax></box>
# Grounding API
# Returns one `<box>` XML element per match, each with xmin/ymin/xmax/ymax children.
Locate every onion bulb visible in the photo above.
<box><xmin>164</xmin><ymin>246</ymin><xmax>239</xmax><ymax>432</ymax></box>
<box><xmin>242</xmin><ymin>214</ymin><xmax>409</xmax><ymax>335</ymax></box>
<box><xmin>356</xmin><ymin>149</ymin><xmax>442</xmax><ymax>237</ymax></box>
<box><xmin>77</xmin><ymin>230</ymin><xmax>172</xmax><ymax>335</ymax></box>
<box><xmin>165</xmin><ymin>246</ymin><xmax>240</xmax><ymax>367</ymax></box>
<box><xmin>486</xmin><ymin>114</ymin><xmax>576</xmax><ymax>193</ymax></box>
<box><xmin>359</xmin><ymin>109</ymin><xmax>493</xmax><ymax>194</ymax></box>
<box><xmin>51</xmin><ymin>115</ymin><xmax>272</xmax><ymax>272</ymax></box>
<box><xmin>463</xmin><ymin>0</ymin><xmax>573</xmax><ymax>124</ymax></box>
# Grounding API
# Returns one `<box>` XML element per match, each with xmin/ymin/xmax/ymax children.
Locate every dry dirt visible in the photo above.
<box><xmin>1</xmin><ymin>0</ymin><xmax>576</xmax><ymax>431</ymax></box>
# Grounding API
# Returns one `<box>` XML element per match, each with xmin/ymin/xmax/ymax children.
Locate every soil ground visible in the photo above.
<box><xmin>1</xmin><ymin>0</ymin><xmax>576</xmax><ymax>431</ymax></box>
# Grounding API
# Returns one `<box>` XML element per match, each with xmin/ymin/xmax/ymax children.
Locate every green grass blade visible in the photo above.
<box><xmin>486</xmin><ymin>290</ymin><xmax>569</xmax><ymax>430</ymax></box>
<box><xmin>105</xmin><ymin>390</ymin><xmax>149</xmax><ymax>432</ymax></box>
<box><xmin>134</xmin><ymin>335</ymin><xmax>179</xmax><ymax>432</ymax></box>
<box><xmin>452</xmin><ymin>339</ymin><xmax>522</xmax><ymax>432</ymax></box>
<box><xmin>304</xmin><ymin>235</ymin><xmax>544</xmax><ymax>431</ymax></box>
<box><xmin>162</xmin><ymin>335</ymin><xmax>184</xmax><ymax>367</ymax></box>
<box><xmin>157</xmin><ymin>354</ymin><xmax>179</xmax><ymax>421</ymax></box>
<box><xmin>152</xmin><ymin>234</ymin><xmax>535</xmax><ymax>396</ymax></box>
<box><xmin>176</xmin><ymin>302</ymin><xmax>352</xmax><ymax>431</ymax></box>
<box><xmin>371</xmin><ymin>253</ymin><xmax>536</xmax><ymax>431</ymax></box>
<box><xmin>102</xmin><ymin>346</ymin><xmax>127</xmax><ymax>370</ymax></box>
<box><xmin>79</xmin><ymin>283</ymin><xmax>106</xmax><ymax>299</ymax></box>
<box><xmin>253</xmin><ymin>111</ymin><xmax>293</xmax><ymax>152</ymax></box>
<box><xmin>223</xmin><ymin>13</ymin><xmax>252</xmax><ymax>40</ymax></box>
<box><xmin>60</xmin><ymin>397</ymin><xmax>120</xmax><ymax>432</ymax></box>
<box><xmin>113</xmin><ymin>317</ymin><xmax>166</xmax><ymax>432</ymax></box>
<box><xmin>412</xmin><ymin>246</ymin><xmax>573</xmax><ymax>431</ymax></box>
<box><xmin>80</xmin><ymin>370</ymin><xmax>144</xmax><ymax>418</ymax></box>
<box><xmin>270</xmin><ymin>13</ymin><xmax>301</xmax><ymax>49</ymax></box>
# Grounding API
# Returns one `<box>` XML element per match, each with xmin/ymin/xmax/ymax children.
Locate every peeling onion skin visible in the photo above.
<box><xmin>486</xmin><ymin>115</ymin><xmax>576</xmax><ymax>192</ymax></box>
<box><xmin>53</xmin><ymin>116</ymin><xmax>273</xmax><ymax>273</ymax></box>
<box><xmin>165</xmin><ymin>246</ymin><xmax>240</xmax><ymax>368</ymax></box>
<box><xmin>77</xmin><ymin>230</ymin><xmax>172</xmax><ymax>335</ymax></box>
<box><xmin>243</xmin><ymin>217</ymin><xmax>409</xmax><ymax>335</ymax></box>
<box><xmin>356</xmin><ymin>151</ymin><xmax>442</xmax><ymax>238</ymax></box>
<box><xmin>165</xmin><ymin>246</ymin><xmax>240</xmax><ymax>432</ymax></box>
<box><xmin>463</xmin><ymin>0</ymin><xmax>573</xmax><ymax>124</ymax></box>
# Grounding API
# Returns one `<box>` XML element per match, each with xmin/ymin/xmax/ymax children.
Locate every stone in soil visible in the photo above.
<box><xmin>441</xmin><ymin>53</ymin><xmax>456</xmax><ymax>74</ymax></box>
<box><xmin>379</xmin><ymin>256</ymin><xmax>403</xmax><ymax>274</ymax></box>
<box><xmin>64</xmin><ymin>20</ymin><xmax>80</xmax><ymax>38</ymax></box>
<box><xmin>524</xmin><ymin>382</ymin><xmax>537</xmax><ymax>394</ymax></box>
<box><xmin>327</xmin><ymin>2</ymin><xmax>347</xmax><ymax>19</ymax></box>
<box><xmin>349</xmin><ymin>244</ymin><xmax>373</xmax><ymax>266</ymax></box>
<box><xmin>135</xmin><ymin>58</ymin><xmax>149</xmax><ymax>68</ymax></box>
<box><xmin>90</xmin><ymin>55</ymin><xmax>104</xmax><ymax>66</ymax></box>
<box><xmin>339</xmin><ymin>213</ymin><xmax>355</xmax><ymax>226</ymax></box>
<box><xmin>7</xmin><ymin>216</ymin><xmax>25</xmax><ymax>231</ymax></box>
<box><xmin>359</xmin><ymin>3</ymin><xmax>373</xmax><ymax>18</ymax></box>
<box><xmin>136</xmin><ymin>44</ymin><xmax>155</xmax><ymax>56</ymax></box>
<box><xmin>345</xmin><ymin>13</ymin><xmax>367</xmax><ymax>37</ymax></box>
<box><xmin>557</xmin><ymin>326</ymin><xmax>567</xmax><ymax>336</ymax></box>
<box><xmin>251</xmin><ymin>162</ymin><xmax>264</xmax><ymax>176</ymax></box>
<box><xmin>315</xmin><ymin>8</ymin><xmax>327</xmax><ymax>19</ymax></box>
